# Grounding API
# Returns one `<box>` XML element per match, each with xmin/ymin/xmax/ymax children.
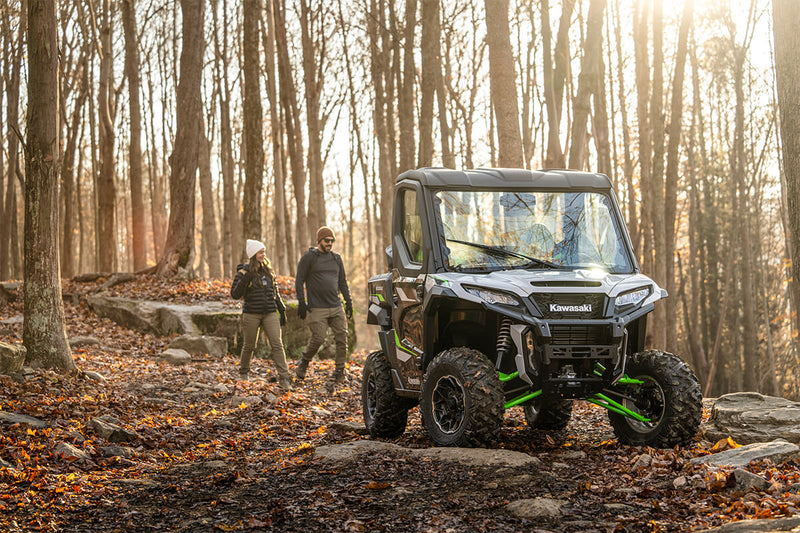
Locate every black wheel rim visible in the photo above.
<box><xmin>622</xmin><ymin>374</ymin><xmax>665</xmax><ymax>433</ymax></box>
<box><xmin>366</xmin><ymin>373</ymin><xmax>378</xmax><ymax>421</ymax></box>
<box><xmin>431</xmin><ymin>375</ymin><xmax>466</xmax><ymax>434</ymax></box>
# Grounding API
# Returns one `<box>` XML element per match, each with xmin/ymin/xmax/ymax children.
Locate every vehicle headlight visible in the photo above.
<box><xmin>615</xmin><ymin>286</ymin><xmax>650</xmax><ymax>308</ymax></box>
<box><xmin>463</xmin><ymin>286</ymin><xmax>520</xmax><ymax>306</ymax></box>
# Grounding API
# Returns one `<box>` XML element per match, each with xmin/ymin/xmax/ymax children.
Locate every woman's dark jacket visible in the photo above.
<box><xmin>230</xmin><ymin>263</ymin><xmax>286</xmax><ymax>315</ymax></box>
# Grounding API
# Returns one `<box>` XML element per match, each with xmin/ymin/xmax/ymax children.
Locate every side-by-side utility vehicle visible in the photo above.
<box><xmin>363</xmin><ymin>168</ymin><xmax>702</xmax><ymax>448</ymax></box>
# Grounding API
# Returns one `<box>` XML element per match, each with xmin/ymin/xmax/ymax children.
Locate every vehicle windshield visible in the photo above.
<box><xmin>433</xmin><ymin>190</ymin><xmax>634</xmax><ymax>273</ymax></box>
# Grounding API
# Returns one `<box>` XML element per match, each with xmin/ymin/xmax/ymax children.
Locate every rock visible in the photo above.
<box><xmin>328</xmin><ymin>421</ymin><xmax>369</xmax><ymax>435</ymax></box>
<box><xmin>314</xmin><ymin>440</ymin><xmax>540</xmax><ymax>468</ymax></box>
<box><xmin>99</xmin><ymin>446</ymin><xmax>135</xmax><ymax>458</ymax></box>
<box><xmin>0</xmin><ymin>341</ymin><xmax>26</xmax><ymax>375</ymax></box>
<box><xmin>702</xmin><ymin>392</ymin><xmax>800</xmax><ymax>444</ymax></box>
<box><xmin>87</xmin><ymin>417</ymin><xmax>139</xmax><ymax>443</ymax></box>
<box><xmin>694</xmin><ymin>517</ymin><xmax>800</xmax><ymax>532</ymax></box>
<box><xmin>70</xmin><ymin>336</ymin><xmax>101</xmax><ymax>348</ymax></box>
<box><xmin>84</xmin><ymin>296</ymin><xmax>357</xmax><ymax>361</ymax></box>
<box><xmin>731</xmin><ymin>468</ymin><xmax>770</xmax><ymax>491</ymax></box>
<box><xmin>229</xmin><ymin>395</ymin><xmax>263</xmax><ymax>407</ymax></box>
<box><xmin>86</xmin><ymin>294</ymin><xmax>165</xmax><ymax>334</ymax></box>
<box><xmin>691</xmin><ymin>440</ymin><xmax>800</xmax><ymax>468</ymax></box>
<box><xmin>504</xmin><ymin>497</ymin><xmax>566</xmax><ymax>519</ymax></box>
<box><xmin>213</xmin><ymin>384</ymin><xmax>230</xmax><ymax>394</ymax></box>
<box><xmin>162</xmin><ymin>348</ymin><xmax>192</xmax><ymax>366</ymax></box>
<box><xmin>631</xmin><ymin>453</ymin><xmax>652</xmax><ymax>472</ymax></box>
<box><xmin>82</xmin><ymin>370</ymin><xmax>106</xmax><ymax>384</ymax></box>
<box><xmin>168</xmin><ymin>335</ymin><xmax>228</xmax><ymax>357</ymax></box>
<box><xmin>54</xmin><ymin>442</ymin><xmax>91</xmax><ymax>461</ymax></box>
<box><xmin>0</xmin><ymin>412</ymin><xmax>48</xmax><ymax>428</ymax></box>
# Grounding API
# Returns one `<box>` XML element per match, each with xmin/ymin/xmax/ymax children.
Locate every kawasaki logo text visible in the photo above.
<box><xmin>550</xmin><ymin>304</ymin><xmax>592</xmax><ymax>313</ymax></box>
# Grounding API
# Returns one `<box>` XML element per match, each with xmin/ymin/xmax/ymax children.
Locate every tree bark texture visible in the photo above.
<box><xmin>156</xmin><ymin>0</ymin><xmax>205</xmax><ymax>276</ymax></box>
<box><xmin>300</xmin><ymin>0</ymin><xmax>327</xmax><ymax>232</ymax></box>
<box><xmin>774</xmin><ymin>0</ymin><xmax>800</xmax><ymax>344</ymax></box>
<box><xmin>122</xmin><ymin>0</ymin><xmax>147</xmax><ymax>271</ymax></box>
<box><xmin>485</xmin><ymin>0</ymin><xmax>523</xmax><ymax>168</ymax></box>
<box><xmin>97</xmin><ymin>0</ymin><xmax>117</xmax><ymax>273</ymax></box>
<box><xmin>23</xmin><ymin>0</ymin><xmax>75</xmax><ymax>370</ymax></box>
<box><xmin>663</xmin><ymin>0</ymin><xmax>693</xmax><ymax>354</ymax></box>
<box><xmin>568</xmin><ymin>0</ymin><xmax>605</xmax><ymax>171</ymax></box>
<box><xmin>242</xmin><ymin>0</ymin><xmax>264</xmax><ymax>244</ymax></box>
<box><xmin>1</xmin><ymin>4</ymin><xmax>25</xmax><ymax>281</ymax></box>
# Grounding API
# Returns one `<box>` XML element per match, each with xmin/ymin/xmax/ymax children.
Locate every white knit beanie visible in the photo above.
<box><xmin>246</xmin><ymin>239</ymin><xmax>266</xmax><ymax>259</ymax></box>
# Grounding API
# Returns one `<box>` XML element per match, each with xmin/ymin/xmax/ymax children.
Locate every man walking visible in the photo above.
<box><xmin>295</xmin><ymin>226</ymin><xmax>353</xmax><ymax>385</ymax></box>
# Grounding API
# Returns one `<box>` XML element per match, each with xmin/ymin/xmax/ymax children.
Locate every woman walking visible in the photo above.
<box><xmin>230</xmin><ymin>239</ymin><xmax>292</xmax><ymax>390</ymax></box>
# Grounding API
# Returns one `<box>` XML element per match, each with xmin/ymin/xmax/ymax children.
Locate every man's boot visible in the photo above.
<box><xmin>332</xmin><ymin>368</ymin><xmax>345</xmax><ymax>384</ymax></box>
<box><xmin>295</xmin><ymin>359</ymin><xmax>310</xmax><ymax>380</ymax></box>
<box><xmin>279</xmin><ymin>375</ymin><xmax>294</xmax><ymax>391</ymax></box>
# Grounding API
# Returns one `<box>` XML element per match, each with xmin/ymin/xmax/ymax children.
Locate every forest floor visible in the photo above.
<box><xmin>2</xmin><ymin>277</ymin><xmax>800</xmax><ymax>532</ymax></box>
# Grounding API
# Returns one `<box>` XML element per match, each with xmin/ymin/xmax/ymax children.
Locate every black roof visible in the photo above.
<box><xmin>397</xmin><ymin>167</ymin><xmax>613</xmax><ymax>190</ymax></box>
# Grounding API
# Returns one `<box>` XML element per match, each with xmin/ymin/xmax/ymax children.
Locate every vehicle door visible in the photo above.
<box><xmin>390</xmin><ymin>184</ymin><xmax>426</xmax><ymax>389</ymax></box>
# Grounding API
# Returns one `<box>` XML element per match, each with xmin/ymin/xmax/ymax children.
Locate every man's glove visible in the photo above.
<box><xmin>345</xmin><ymin>302</ymin><xmax>353</xmax><ymax>319</ymax></box>
<box><xmin>298</xmin><ymin>302</ymin><xmax>307</xmax><ymax>320</ymax></box>
<box><xmin>279</xmin><ymin>310</ymin><xmax>287</xmax><ymax>327</ymax></box>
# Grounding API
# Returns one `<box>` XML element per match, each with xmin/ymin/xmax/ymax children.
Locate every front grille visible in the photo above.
<box><xmin>531</xmin><ymin>293</ymin><xmax>607</xmax><ymax>319</ymax></box>
<box><xmin>549</xmin><ymin>324</ymin><xmax>611</xmax><ymax>345</ymax></box>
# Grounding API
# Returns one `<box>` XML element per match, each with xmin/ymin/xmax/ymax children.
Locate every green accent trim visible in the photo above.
<box><xmin>498</xmin><ymin>371</ymin><xmax>519</xmax><ymax>382</ymax></box>
<box><xmin>587</xmin><ymin>393</ymin><xmax>650</xmax><ymax>422</ymax></box>
<box><xmin>593</xmin><ymin>362</ymin><xmax>606</xmax><ymax>377</ymax></box>
<box><xmin>504</xmin><ymin>389</ymin><xmax>542</xmax><ymax>410</ymax></box>
<box><xmin>430</xmin><ymin>275</ymin><xmax>450</xmax><ymax>286</ymax></box>
<box><xmin>370</xmin><ymin>293</ymin><xmax>385</xmax><ymax>302</ymax></box>
<box><xmin>394</xmin><ymin>331</ymin><xmax>417</xmax><ymax>357</ymax></box>
<box><xmin>618</xmin><ymin>375</ymin><xmax>645</xmax><ymax>385</ymax></box>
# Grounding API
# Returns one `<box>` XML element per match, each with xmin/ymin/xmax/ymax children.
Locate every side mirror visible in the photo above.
<box><xmin>385</xmin><ymin>245</ymin><xmax>393</xmax><ymax>270</ymax></box>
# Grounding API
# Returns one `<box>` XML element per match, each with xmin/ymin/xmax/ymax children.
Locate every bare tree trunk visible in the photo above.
<box><xmin>275</xmin><ymin>0</ymin><xmax>309</xmax><ymax>248</ymax></box>
<box><xmin>264</xmin><ymin>0</ymin><xmax>289</xmax><ymax>274</ymax></box>
<box><xmin>60</xmin><ymin>57</ymin><xmax>89</xmax><ymax>279</ymax></box>
<box><xmin>156</xmin><ymin>0</ymin><xmax>205</xmax><ymax>277</ymax></box>
<box><xmin>649</xmin><ymin>0</ymin><xmax>666</xmax><ymax>349</ymax></box>
<box><xmin>663</xmin><ymin>0</ymin><xmax>693</xmax><ymax>353</ymax></box>
<box><xmin>300</xmin><ymin>0</ymin><xmax>327</xmax><ymax>232</ymax></box>
<box><xmin>199</xmin><ymin>126</ymin><xmax>222</xmax><ymax>277</ymax></box>
<box><xmin>368</xmin><ymin>0</ymin><xmax>394</xmax><ymax>248</ymax></box>
<box><xmin>485</xmin><ymin>0</ymin><xmax>523</xmax><ymax>167</ymax></box>
<box><xmin>568</xmin><ymin>0</ymin><xmax>605</xmax><ymax>170</ymax></box>
<box><xmin>398</xmin><ymin>0</ymin><xmax>416</xmax><ymax>172</ymax></box>
<box><xmin>97</xmin><ymin>0</ymin><xmax>117</xmax><ymax>273</ymax></box>
<box><xmin>733</xmin><ymin>44</ymin><xmax>758</xmax><ymax>391</ymax></box>
<box><xmin>242</xmin><ymin>0</ymin><xmax>264</xmax><ymax>245</ymax></box>
<box><xmin>2</xmin><ymin>3</ymin><xmax>25</xmax><ymax>281</ymax></box>
<box><xmin>774</xmin><ymin>0</ymin><xmax>800</xmax><ymax>346</ymax></box>
<box><xmin>613</xmin><ymin>0</ymin><xmax>637</xmax><ymax>252</ymax></box>
<box><xmin>23</xmin><ymin>0</ymin><xmax>75</xmax><ymax>370</ymax></box>
<box><xmin>418</xmin><ymin>0</ymin><xmax>438</xmax><ymax>167</ymax></box>
<box><xmin>212</xmin><ymin>0</ymin><xmax>237</xmax><ymax>275</ymax></box>
<box><xmin>121</xmin><ymin>0</ymin><xmax>146</xmax><ymax>271</ymax></box>
<box><xmin>634</xmin><ymin>0</ymin><xmax>652</xmax><ymax>276</ymax></box>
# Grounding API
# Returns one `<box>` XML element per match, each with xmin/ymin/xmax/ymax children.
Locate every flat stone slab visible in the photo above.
<box><xmin>702</xmin><ymin>392</ymin><xmax>800</xmax><ymax>444</ymax></box>
<box><xmin>0</xmin><ymin>412</ymin><xmax>48</xmax><ymax>428</ymax></box>
<box><xmin>691</xmin><ymin>440</ymin><xmax>800</xmax><ymax>468</ymax></box>
<box><xmin>315</xmin><ymin>439</ymin><xmax>540</xmax><ymax>468</ymax></box>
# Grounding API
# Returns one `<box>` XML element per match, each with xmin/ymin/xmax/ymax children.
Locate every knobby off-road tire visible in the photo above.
<box><xmin>420</xmin><ymin>347</ymin><xmax>505</xmax><ymax>447</ymax></box>
<box><xmin>608</xmin><ymin>350</ymin><xmax>702</xmax><ymax>448</ymax></box>
<box><xmin>523</xmin><ymin>398</ymin><xmax>573</xmax><ymax>430</ymax></box>
<box><xmin>362</xmin><ymin>351</ymin><xmax>412</xmax><ymax>438</ymax></box>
